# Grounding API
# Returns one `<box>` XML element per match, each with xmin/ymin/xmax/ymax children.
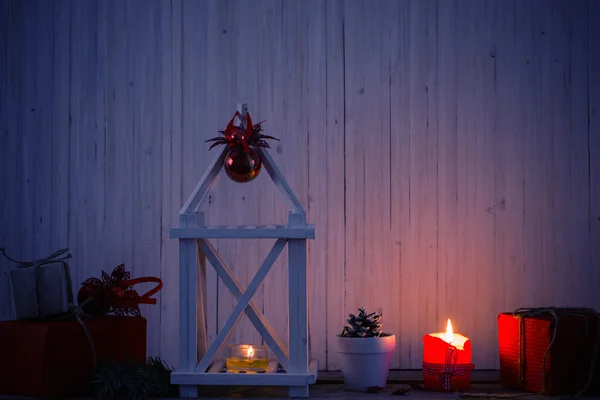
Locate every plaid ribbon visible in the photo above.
<box><xmin>423</xmin><ymin>346</ymin><xmax>475</xmax><ymax>391</ymax></box>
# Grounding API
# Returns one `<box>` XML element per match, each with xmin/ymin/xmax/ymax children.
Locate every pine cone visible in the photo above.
<box><xmin>341</xmin><ymin>308</ymin><xmax>384</xmax><ymax>337</ymax></box>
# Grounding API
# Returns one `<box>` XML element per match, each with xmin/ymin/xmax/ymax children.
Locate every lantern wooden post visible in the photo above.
<box><xmin>170</xmin><ymin>103</ymin><xmax>317</xmax><ymax>398</ymax></box>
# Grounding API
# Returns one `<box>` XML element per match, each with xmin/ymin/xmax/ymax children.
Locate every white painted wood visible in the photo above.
<box><xmin>180</xmin><ymin>147</ymin><xmax>227</xmax><ymax>214</ymax></box>
<box><xmin>567</xmin><ymin>1</ymin><xmax>591</xmax><ymax>309</ymax></box>
<box><xmin>195</xmin><ymin>239</ymin><xmax>286</xmax><ymax>373</ymax></box>
<box><xmin>590</xmin><ymin>0</ymin><xmax>600</xmax><ymax>312</ymax></box>
<box><xmin>388</xmin><ymin>0</ymin><xmax>413</xmax><ymax>369</ymax></box>
<box><xmin>288</xmin><ymin>238</ymin><xmax>309</xmax><ymax>397</ymax></box>
<box><xmin>234</xmin><ymin>102</ymin><xmax>248</xmax><ymax>127</ymax></box>
<box><xmin>179</xmin><ymin>215</ymin><xmax>199</xmax><ymax>373</ymax></box>
<box><xmin>178</xmin><ymin>214</ymin><xmax>200</xmax><ymax>399</ymax></box>
<box><xmin>456</xmin><ymin>0</ymin><xmax>496</xmax><ymax>364</ymax></box>
<box><xmin>256</xmin><ymin>147</ymin><xmax>305</xmax><ymax>214</ymax></box>
<box><xmin>208</xmin><ymin>359</ymin><xmax>225</xmax><ymax>373</ymax></box>
<box><xmin>160</xmin><ymin>0</ymin><xmax>183</xmax><ymax>369</ymax></box>
<box><xmin>0</xmin><ymin>0</ymin><xmax>14</xmax><ymax>320</ymax></box>
<box><xmin>171</xmin><ymin>369</ymin><xmax>316</xmax><ymax>386</ymax></box>
<box><xmin>196</xmin><ymin>238</ymin><xmax>208</xmax><ymax>362</ymax></box>
<box><xmin>198</xmin><ymin>238</ymin><xmax>290</xmax><ymax>372</ymax></box>
<box><xmin>323</xmin><ymin>0</ymin><xmax>346</xmax><ymax>371</ymax></box>
<box><xmin>266</xmin><ymin>359</ymin><xmax>279</xmax><ymax>373</ymax></box>
<box><xmin>2</xmin><ymin>0</ymin><xmax>599</xmax><ymax>375</ymax></box>
<box><xmin>170</xmin><ymin>226</ymin><xmax>315</xmax><ymax>239</ymax></box>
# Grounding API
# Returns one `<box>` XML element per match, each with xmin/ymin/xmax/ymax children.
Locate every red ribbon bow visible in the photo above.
<box><xmin>77</xmin><ymin>264</ymin><xmax>162</xmax><ymax>317</ymax></box>
<box><xmin>422</xmin><ymin>346</ymin><xmax>475</xmax><ymax>391</ymax></box>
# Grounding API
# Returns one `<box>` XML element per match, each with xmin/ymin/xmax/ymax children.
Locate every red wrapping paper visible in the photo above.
<box><xmin>498</xmin><ymin>311</ymin><xmax>600</xmax><ymax>395</ymax></box>
<box><xmin>0</xmin><ymin>316</ymin><xmax>146</xmax><ymax>398</ymax></box>
<box><xmin>423</xmin><ymin>333</ymin><xmax>474</xmax><ymax>391</ymax></box>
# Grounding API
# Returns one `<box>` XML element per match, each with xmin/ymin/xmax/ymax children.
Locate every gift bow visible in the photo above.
<box><xmin>79</xmin><ymin>264</ymin><xmax>163</xmax><ymax>317</ymax></box>
<box><xmin>109</xmin><ymin>276</ymin><xmax>163</xmax><ymax>309</ymax></box>
<box><xmin>422</xmin><ymin>346</ymin><xmax>475</xmax><ymax>391</ymax></box>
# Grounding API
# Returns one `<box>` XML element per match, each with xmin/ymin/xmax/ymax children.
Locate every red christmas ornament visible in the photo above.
<box><xmin>205</xmin><ymin>110</ymin><xmax>279</xmax><ymax>183</ymax></box>
<box><xmin>77</xmin><ymin>264</ymin><xmax>162</xmax><ymax>317</ymax></box>
<box><xmin>224</xmin><ymin>148</ymin><xmax>262</xmax><ymax>183</ymax></box>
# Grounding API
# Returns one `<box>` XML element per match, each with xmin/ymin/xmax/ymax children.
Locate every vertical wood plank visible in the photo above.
<box><xmin>342</xmin><ymin>0</ymin><xmax>366</xmax><ymax>323</ymax></box>
<box><xmin>288</xmin><ymin>238</ymin><xmax>308</xmax><ymax>397</ymax></box>
<box><xmin>541</xmin><ymin>0</ymin><xmax>569</xmax><ymax>306</ymax></box>
<box><xmin>324</xmin><ymin>0</ymin><xmax>346</xmax><ymax>371</ymax></box>
<box><xmin>548</xmin><ymin>0</ymin><xmax>578</xmax><ymax>306</ymax></box>
<box><xmin>406</xmin><ymin>0</ymin><xmax>439</xmax><ymax>368</ymax></box>
<box><xmin>69</xmin><ymin>0</ymin><xmax>98</xmax><ymax>288</ymax></box>
<box><xmin>435</xmin><ymin>0</ymin><xmax>457</xmax><ymax>356</ymax></box>
<box><xmin>457</xmin><ymin>0</ymin><xmax>497</xmax><ymax>367</ymax></box>
<box><xmin>32</xmin><ymin>0</ymin><xmax>53</xmax><ymax>257</ymax></box>
<box><xmin>0</xmin><ymin>0</ymin><xmax>14</xmax><ymax>320</ymax></box>
<box><xmin>19</xmin><ymin>0</ymin><xmax>37</xmax><ymax>259</ymax></box>
<box><xmin>304</xmin><ymin>0</ymin><xmax>327</xmax><ymax>369</ymax></box>
<box><xmin>389</xmin><ymin>0</ymin><xmax>412</xmax><ymax>369</ymax></box>
<box><xmin>127</xmin><ymin>0</ymin><xmax>163</xmax><ymax>358</ymax></box>
<box><xmin>50</xmin><ymin>0</ymin><xmax>71</xmax><ymax>256</ymax></box>
<box><xmin>589</xmin><ymin>0</ymin><xmax>600</xmax><ymax>311</ymax></box>
<box><xmin>535</xmin><ymin>0</ymin><xmax>558</xmax><ymax>306</ymax></box>
<box><xmin>517</xmin><ymin>0</ymin><xmax>543</xmax><ymax>308</ymax></box>
<box><xmin>160</xmin><ymin>0</ymin><xmax>180</xmax><ymax>367</ymax></box>
<box><xmin>178</xmin><ymin>214</ymin><xmax>198</xmax><ymax>397</ymax></box>
<box><xmin>492</xmin><ymin>0</ymin><xmax>524</xmax><ymax>318</ymax></box>
<box><xmin>567</xmin><ymin>1</ymin><xmax>590</xmax><ymax>308</ymax></box>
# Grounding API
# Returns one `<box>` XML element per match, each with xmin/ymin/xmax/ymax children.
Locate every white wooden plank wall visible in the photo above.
<box><xmin>0</xmin><ymin>0</ymin><xmax>598</xmax><ymax>371</ymax></box>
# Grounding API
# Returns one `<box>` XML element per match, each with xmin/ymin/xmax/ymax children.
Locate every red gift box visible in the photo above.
<box><xmin>0</xmin><ymin>315</ymin><xmax>147</xmax><ymax>398</ymax></box>
<box><xmin>498</xmin><ymin>309</ymin><xmax>600</xmax><ymax>395</ymax></box>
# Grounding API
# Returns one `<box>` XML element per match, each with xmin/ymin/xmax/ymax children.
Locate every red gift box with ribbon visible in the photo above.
<box><xmin>0</xmin><ymin>263</ymin><xmax>162</xmax><ymax>398</ymax></box>
<box><xmin>498</xmin><ymin>308</ymin><xmax>600</xmax><ymax>396</ymax></box>
<box><xmin>0</xmin><ymin>316</ymin><xmax>147</xmax><ymax>398</ymax></box>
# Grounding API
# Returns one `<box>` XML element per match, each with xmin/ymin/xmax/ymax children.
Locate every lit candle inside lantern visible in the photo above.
<box><xmin>423</xmin><ymin>319</ymin><xmax>474</xmax><ymax>392</ymax></box>
<box><xmin>226</xmin><ymin>344</ymin><xmax>268</xmax><ymax>373</ymax></box>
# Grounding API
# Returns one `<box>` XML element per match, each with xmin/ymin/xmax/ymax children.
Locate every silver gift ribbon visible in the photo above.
<box><xmin>1</xmin><ymin>247</ymin><xmax>97</xmax><ymax>367</ymax></box>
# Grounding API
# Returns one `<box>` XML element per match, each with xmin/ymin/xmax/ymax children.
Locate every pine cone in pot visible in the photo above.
<box><xmin>340</xmin><ymin>307</ymin><xmax>383</xmax><ymax>337</ymax></box>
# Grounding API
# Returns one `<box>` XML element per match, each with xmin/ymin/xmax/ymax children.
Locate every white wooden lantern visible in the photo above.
<box><xmin>169</xmin><ymin>103</ymin><xmax>317</xmax><ymax>398</ymax></box>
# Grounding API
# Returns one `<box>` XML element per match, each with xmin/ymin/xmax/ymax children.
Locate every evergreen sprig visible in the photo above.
<box><xmin>341</xmin><ymin>307</ymin><xmax>384</xmax><ymax>338</ymax></box>
<box><xmin>92</xmin><ymin>356</ymin><xmax>177</xmax><ymax>400</ymax></box>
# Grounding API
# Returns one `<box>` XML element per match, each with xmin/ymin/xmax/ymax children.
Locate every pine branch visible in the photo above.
<box><xmin>92</xmin><ymin>357</ymin><xmax>176</xmax><ymax>400</ymax></box>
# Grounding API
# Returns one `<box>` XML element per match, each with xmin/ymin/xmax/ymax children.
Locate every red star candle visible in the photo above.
<box><xmin>423</xmin><ymin>319</ymin><xmax>475</xmax><ymax>392</ymax></box>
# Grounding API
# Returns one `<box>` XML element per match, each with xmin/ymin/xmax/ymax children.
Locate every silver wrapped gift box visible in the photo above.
<box><xmin>4</xmin><ymin>249</ymin><xmax>75</xmax><ymax>320</ymax></box>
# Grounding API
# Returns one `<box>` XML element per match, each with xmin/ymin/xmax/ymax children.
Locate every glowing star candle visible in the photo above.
<box><xmin>226</xmin><ymin>344</ymin><xmax>268</xmax><ymax>373</ymax></box>
<box><xmin>422</xmin><ymin>319</ymin><xmax>475</xmax><ymax>391</ymax></box>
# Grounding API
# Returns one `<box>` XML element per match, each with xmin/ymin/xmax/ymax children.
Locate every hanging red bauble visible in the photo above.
<box><xmin>224</xmin><ymin>148</ymin><xmax>262</xmax><ymax>183</ymax></box>
<box><xmin>205</xmin><ymin>109</ymin><xmax>279</xmax><ymax>183</ymax></box>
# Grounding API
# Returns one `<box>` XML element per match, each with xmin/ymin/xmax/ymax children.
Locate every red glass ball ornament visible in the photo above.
<box><xmin>77</xmin><ymin>284</ymin><xmax>110</xmax><ymax>315</ymax></box>
<box><xmin>224</xmin><ymin>148</ymin><xmax>262</xmax><ymax>183</ymax></box>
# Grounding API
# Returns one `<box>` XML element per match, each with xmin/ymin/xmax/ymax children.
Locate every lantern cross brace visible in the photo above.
<box><xmin>196</xmin><ymin>238</ymin><xmax>290</xmax><ymax>373</ymax></box>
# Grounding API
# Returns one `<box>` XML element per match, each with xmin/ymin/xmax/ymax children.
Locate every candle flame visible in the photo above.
<box><xmin>444</xmin><ymin>319</ymin><xmax>454</xmax><ymax>344</ymax></box>
<box><xmin>247</xmin><ymin>346</ymin><xmax>255</xmax><ymax>358</ymax></box>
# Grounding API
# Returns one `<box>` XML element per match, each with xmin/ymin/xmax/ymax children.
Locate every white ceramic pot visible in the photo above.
<box><xmin>335</xmin><ymin>334</ymin><xmax>396</xmax><ymax>391</ymax></box>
